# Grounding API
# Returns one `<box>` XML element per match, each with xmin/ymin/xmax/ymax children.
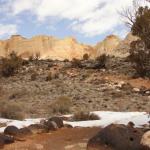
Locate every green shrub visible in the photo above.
<box><xmin>129</xmin><ymin>6</ymin><xmax>150</xmax><ymax>78</ymax></box>
<box><xmin>72</xmin><ymin>111</ymin><xmax>100</xmax><ymax>121</ymax></box>
<box><xmin>129</xmin><ymin>40</ymin><xmax>150</xmax><ymax>77</ymax></box>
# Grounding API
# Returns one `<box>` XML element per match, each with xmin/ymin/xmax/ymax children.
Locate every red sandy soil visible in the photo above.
<box><xmin>103</xmin><ymin>74</ymin><xmax>150</xmax><ymax>89</ymax></box>
<box><xmin>3</xmin><ymin>127</ymin><xmax>100</xmax><ymax>150</ymax></box>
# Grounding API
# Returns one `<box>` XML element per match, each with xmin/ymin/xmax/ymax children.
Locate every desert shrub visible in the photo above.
<box><xmin>83</xmin><ymin>53</ymin><xmax>89</xmax><ymax>60</ymax></box>
<box><xmin>0</xmin><ymin>51</ymin><xmax>23</xmax><ymax>77</ymax></box>
<box><xmin>34</xmin><ymin>52</ymin><xmax>40</xmax><ymax>60</ymax></box>
<box><xmin>46</xmin><ymin>71</ymin><xmax>59</xmax><ymax>81</ymax></box>
<box><xmin>64</xmin><ymin>59</ymin><xmax>69</xmax><ymax>62</ymax></box>
<box><xmin>50</xmin><ymin>96</ymin><xmax>72</xmax><ymax>114</ymax></box>
<box><xmin>128</xmin><ymin>6</ymin><xmax>150</xmax><ymax>77</ymax></box>
<box><xmin>29</xmin><ymin>55</ymin><xmax>34</xmax><ymax>61</ymax></box>
<box><xmin>0</xmin><ymin>101</ymin><xmax>24</xmax><ymax>120</ymax></box>
<box><xmin>71</xmin><ymin>58</ymin><xmax>82</xmax><ymax>68</ymax></box>
<box><xmin>31</xmin><ymin>72</ymin><xmax>38</xmax><ymax>81</ymax></box>
<box><xmin>72</xmin><ymin>111</ymin><xmax>100</xmax><ymax>121</ymax></box>
<box><xmin>95</xmin><ymin>54</ymin><xmax>107</xmax><ymax>69</ymax></box>
<box><xmin>46</xmin><ymin>72</ymin><xmax>52</xmax><ymax>81</ymax></box>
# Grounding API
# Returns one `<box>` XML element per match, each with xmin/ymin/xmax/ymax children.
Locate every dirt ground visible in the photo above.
<box><xmin>3</xmin><ymin>127</ymin><xmax>100</xmax><ymax>150</ymax></box>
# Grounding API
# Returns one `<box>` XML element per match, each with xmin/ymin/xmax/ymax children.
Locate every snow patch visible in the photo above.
<box><xmin>0</xmin><ymin>112</ymin><xmax>149</xmax><ymax>133</ymax></box>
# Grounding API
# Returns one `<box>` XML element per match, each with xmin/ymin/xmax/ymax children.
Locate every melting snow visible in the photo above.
<box><xmin>64</xmin><ymin>111</ymin><xmax>150</xmax><ymax>128</ymax></box>
<box><xmin>0</xmin><ymin>111</ymin><xmax>149</xmax><ymax>133</ymax></box>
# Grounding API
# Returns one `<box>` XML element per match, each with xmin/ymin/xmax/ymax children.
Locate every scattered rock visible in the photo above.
<box><xmin>0</xmin><ymin>134</ymin><xmax>14</xmax><ymax>148</ymax></box>
<box><xmin>133</xmin><ymin>88</ymin><xmax>140</xmax><ymax>92</ymax></box>
<box><xmin>19</xmin><ymin>127</ymin><xmax>32</xmax><ymax>137</ymax></box>
<box><xmin>4</xmin><ymin>126</ymin><xmax>20</xmax><ymax>136</ymax></box>
<box><xmin>64</xmin><ymin>124</ymin><xmax>73</xmax><ymax>128</ymax></box>
<box><xmin>121</xmin><ymin>83</ymin><xmax>133</xmax><ymax>91</ymax></box>
<box><xmin>127</xmin><ymin>121</ymin><xmax>135</xmax><ymax>128</ymax></box>
<box><xmin>28</xmin><ymin>124</ymin><xmax>49</xmax><ymax>134</ymax></box>
<box><xmin>45</xmin><ymin>121</ymin><xmax>58</xmax><ymax>131</ymax></box>
<box><xmin>47</xmin><ymin>117</ymin><xmax>64</xmax><ymax>128</ymax></box>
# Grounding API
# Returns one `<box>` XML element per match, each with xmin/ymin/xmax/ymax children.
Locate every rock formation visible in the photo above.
<box><xmin>115</xmin><ymin>33</ymin><xmax>139</xmax><ymax>57</ymax></box>
<box><xmin>0</xmin><ymin>33</ymin><xmax>138</xmax><ymax>60</ymax></box>
<box><xmin>0</xmin><ymin>35</ymin><xmax>96</xmax><ymax>60</ymax></box>
<box><xmin>87</xmin><ymin>124</ymin><xmax>144</xmax><ymax>150</ymax></box>
<box><xmin>95</xmin><ymin>33</ymin><xmax>138</xmax><ymax>57</ymax></box>
<box><xmin>95</xmin><ymin>35</ymin><xmax>121</xmax><ymax>57</ymax></box>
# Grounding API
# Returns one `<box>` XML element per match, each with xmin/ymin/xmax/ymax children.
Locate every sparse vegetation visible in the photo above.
<box><xmin>35</xmin><ymin>52</ymin><xmax>41</xmax><ymax>60</ymax></box>
<box><xmin>64</xmin><ymin>59</ymin><xmax>69</xmax><ymax>62</ymax></box>
<box><xmin>0</xmin><ymin>101</ymin><xmax>24</xmax><ymax>120</ymax></box>
<box><xmin>122</xmin><ymin>2</ymin><xmax>150</xmax><ymax>78</ymax></box>
<box><xmin>71</xmin><ymin>58</ymin><xmax>82</xmax><ymax>68</ymax></box>
<box><xmin>129</xmin><ymin>6</ymin><xmax>150</xmax><ymax>77</ymax></box>
<box><xmin>0</xmin><ymin>51</ymin><xmax>23</xmax><ymax>77</ymax></box>
<box><xmin>46</xmin><ymin>71</ymin><xmax>59</xmax><ymax>81</ymax></box>
<box><xmin>31</xmin><ymin>72</ymin><xmax>38</xmax><ymax>81</ymax></box>
<box><xmin>72</xmin><ymin>111</ymin><xmax>100</xmax><ymax>121</ymax></box>
<box><xmin>29</xmin><ymin>55</ymin><xmax>34</xmax><ymax>61</ymax></box>
<box><xmin>50</xmin><ymin>96</ymin><xmax>72</xmax><ymax>114</ymax></box>
<box><xmin>95</xmin><ymin>54</ymin><xmax>107</xmax><ymax>69</ymax></box>
<box><xmin>46</xmin><ymin>72</ymin><xmax>52</xmax><ymax>81</ymax></box>
<box><xmin>83</xmin><ymin>53</ymin><xmax>89</xmax><ymax>60</ymax></box>
<box><xmin>129</xmin><ymin>40</ymin><xmax>150</xmax><ymax>77</ymax></box>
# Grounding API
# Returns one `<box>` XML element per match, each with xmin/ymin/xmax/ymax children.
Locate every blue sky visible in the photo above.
<box><xmin>0</xmin><ymin>0</ymin><xmax>138</xmax><ymax>44</ymax></box>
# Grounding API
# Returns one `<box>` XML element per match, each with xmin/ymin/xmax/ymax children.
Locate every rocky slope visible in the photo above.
<box><xmin>0</xmin><ymin>33</ymin><xmax>138</xmax><ymax>60</ymax></box>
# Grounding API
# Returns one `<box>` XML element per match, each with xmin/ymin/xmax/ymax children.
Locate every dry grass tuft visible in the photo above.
<box><xmin>50</xmin><ymin>96</ymin><xmax>72</xmax><ymax>115</ymax></box>
<box><xmin>0</xmin><ymin>101</ymin><xmax>25</xmax><ymax>120</ymax></box>
<box><xmin>73</xmin><ymin>111</ymin><xmax>100</xmax><ymax>121</ymax></box>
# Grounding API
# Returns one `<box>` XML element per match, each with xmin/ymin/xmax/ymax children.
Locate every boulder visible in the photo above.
<box><xmin>4</xmin><ymin>126</ymin><xmax>20</xmax><ymax>136</ymax></box>
<box><xmin>28</xmin><ymin>124</ymin><xmax>49</xmax><ymax>134</ymax></box>
<box><xmin>140</xmin><ymin>130</ymin><xmax>150</xmax><ymax>150</ymax></box>
<box><xmin>47</xmin><ymin>117</ymin><xmax>64</xmax><ymax>128</ymax></box>
<box><xmin>19</xmin><ymin>127</ymin><xmax>32</xmax><ymax>136</ymax></box>
<box><xmin>87</xmin><ymin>124</ymin><xmax>144</xmax><ymax>150</ymax></box>
<box><xmin>0</xmin><ymin>134</ymin><xmax>14</xmax><ymax>148</ymax></box>
<box><xmin>64</xmin><ymin>124</ymin><xmax>73</xmax><ymax>128</ymax></box>
<box><xmin>45</xmin><ymin>121</ymin><xmax>58</xmax><ymax>131</ymax></box>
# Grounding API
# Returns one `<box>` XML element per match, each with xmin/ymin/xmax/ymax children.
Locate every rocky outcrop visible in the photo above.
<box><xmin>95</xmin><ymin>35</ymin><xmax>121</xmax><ymax>57</ymax></box>
<box><xmin>115</xmin><ymin>33</ymin><xmax>139</xmax><ymax>57</ymax></box>
<box><xmin>0</xmin><ymin>33</ymin><xmax>139</xmax><ymax>60</ymax></box>
<box><xmin>95</xmin><ymin>33</ymin><xmax>139</xmax><ymax>57</ymax></box>
<box><xmin>0</xmin><ymin>35</ymin><xmax>96</xmax><ymax>60</ymax></box>
<box><xmin>87</xmin><ymin>124</ymin><xmax>144</xmax><ymax>150</ymax></box>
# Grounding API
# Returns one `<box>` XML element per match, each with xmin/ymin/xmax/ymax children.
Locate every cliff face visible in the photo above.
<box><xmin>0</xmin><ymin>33</ymin><xmax>138</xmax><ymax>60</ymax></box>
<box><xmin>115</xmin><ymin>33</ymin><xmax>139</xmax><ymax>57</ymax></box>
<box><xmin>95</xmin><ymin>35</ymin><xmax>121</xmax><ymax>57</ymax></box>
<box><xmin>0</xmin><ymin>35</ymin><xmax>96</xmax><ymax>60</ymax></box>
